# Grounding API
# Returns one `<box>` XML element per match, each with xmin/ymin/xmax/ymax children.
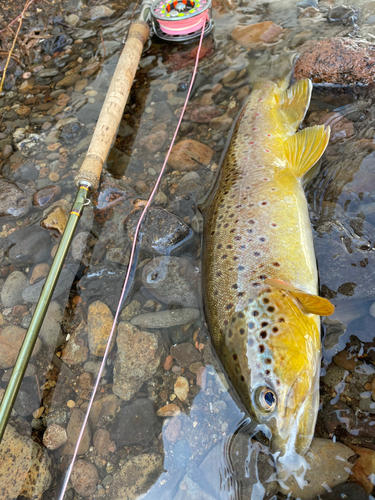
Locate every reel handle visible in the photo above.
<box><xmin>75</xmin><ymin>20</ymin><xmax>150</xmax><ymax>191</ymax></box>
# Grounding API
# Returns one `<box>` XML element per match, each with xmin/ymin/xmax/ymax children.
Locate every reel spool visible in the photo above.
<box><xmin>150</xmin><ymin>0</ymin><xmax>213</xmax><ymax>42</ymax></box>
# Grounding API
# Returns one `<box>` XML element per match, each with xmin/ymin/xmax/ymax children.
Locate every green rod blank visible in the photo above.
<box><xmin>0</xmin><ymin>185</ymin><xmax>90</xmax><ymax>441</ymax></box>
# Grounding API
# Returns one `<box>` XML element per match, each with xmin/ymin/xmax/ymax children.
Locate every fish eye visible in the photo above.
<box><xmin>256</xmin><ymin>387</ymin><xmax>277</xmax><ymax>413</ymax></box>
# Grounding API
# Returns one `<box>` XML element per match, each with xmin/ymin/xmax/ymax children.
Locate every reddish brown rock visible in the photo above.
<box><xmin>43</xmin><ymin>423</ymin><xmax>67</xmax><ymax>450</ymax></box>
<box><xmin>307</xmin><ymin>110</ymin><xmax>354</xmax><ymax>144</ymax></box>
<box><xmin>294</xmin><ymin>38</ymin><xmax>375</xmax><ymax>85</ymax></box>
<box><xmin>231</xmin><ymin>21</ymin><xmax>283</xmax><ymax>49</ymax></box>
<box><xmin>71</xmin><ymin>460</ymin><xmax>99</xmax><ymax>497</ymax></box>
<box><xmin>63</xmin><ymin>409</ymin><xmax>91</xmax><ymax>455</ymax></box>
<box><xmin>349</xmin><ymin>446</ymin><xmax>375</xmax><ymax>494</ymax></box>
<box><xmin>93</xmin><ymin>428</ymin><xmax>113</xmax><ymax>457</ymax></box>
<box><xmin>333</xmin><ymin>349</ymin><xmax>358</xmax><ymax>370</ymax></box>
<box><xmin>156</xmin><ymin>404</ymin><xmax>181</xmax><ymax>417</ymax></box>
<box><xmin>0</xmin><ymin>326</ymin><xmax>42</xmax><ymax>369</ymax></box>
<box><xmin>168</xmin><ymin>139</ymin><xmax>213</xmax><ymax>171</ymax></box>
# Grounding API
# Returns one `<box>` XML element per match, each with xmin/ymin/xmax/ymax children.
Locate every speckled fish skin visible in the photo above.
<box><xmin>202</xmin><ymin>78</ymin><xmax>332</xmax><ymax>457</ymax></box>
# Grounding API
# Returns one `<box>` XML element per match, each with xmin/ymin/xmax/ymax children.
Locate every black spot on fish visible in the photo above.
<box><xmin>254</xmin><ymin>252</ymin><xmax>260</xmax><ymax>257</ymax></box>
<box><xmin>232</xmin><ymin>317</ymin><xmax>236</xmax><ymax>323</ymax></box>
<box><xmin>271</xmin><ymin>223</ymin><xmax>277</xmax><ymax>227</ymax></box>
<box><xmin>260</xmin><ymin>331</ymin><xmax>267</xmax><ymax>339</ymax></box>
<box><xmin>222</xmin><ymin>255</ymin><xmax>228</xmax><ymax>259</ymax></box>
<box><xmin>217</xmin><ymin>244</ymin><xmax>222</xmax><ymax>249</ymax></box>
<box><xmin>233</xmin><ymin>354</ymin><xmax>238</xmax><ymax>361</ymax></box>
<box><xmin>238</xmin><ymin>312</ymin><xmax>245</xmax><ymax>318</ymax></box>
<box><xmin>224</xmin><ymin>319</ymin><xmax>228</xmax><ymax>325</ymax></box>
<box><xmin>229</xmin><ymin>214</ymin><xmax>234</xmax><ymax>218</ymax></box>
<box><xmin>240</xmin><ymin>376</ymin><xmax>245</xmax><ymax>382</ymax></box>
<box><xmin>238</xmin><ymin>292</ymin><xmax>244</xmax><ymax>297</ymax></box>
<box><xmin>228</xmin><ymin>329</ymin><xmax>233</xmax><ymax>338</ymax></box>
<box><xmin>265</xmin><ymin>370</ymin><xmax>270</xmax><ymax>375</ymax></box>
<box><xmin>273</xmin><ymin>262</ymin><xmax>280</xmax><ymax>267</ymax></box>
<box><xmin>248</xmin><ymin>322</ymin><xmax>255</xmax><ymax>329</ymax></box>
<box><xmin>279</xmin><ymin>318</ymin><xmax>285</xmax><ymax>322</ymax></box>
<box><xmin>227</xmin><ymin>244</ymin><xmax>232</xmax><ymax>249</ymax></box>
<box><xmin>239</xmin><ymin>328</ymin><xmax>245</xmax><ymax>335</ymax></box>
<box><xmin>261</xmin><ymin>322</ymin><xmax>268</xmax><ymax>327</ymax></box>
<box><xmin>235</xmin><ymin>235</ymin><xmax>242</xmax><ymax>241</ymax></box>
<box><xmin>276</xmin><ymin>379</ymin><xmax>280</xmax><ymax>386</ymax></box>
<box><xmin>232</xmin><ymin>284</ymin><xmax>238</xmax><ymax>289</ymax></box>
<box><xmin>272</xmin><ymin>327</ymin><xmax>279</xmax><ymax>333</ymax></box>
<box><xmin>263</xmin><ymin>298</ymin><xmax>269</xmax><ymax>304</ymax></box>
<box><xmin>224</xmin><ymin>223</ymin><xmax>229</xmax><ymax>228</ymax></box>
<box><xmin>230</xmin><ymin>228</ymin><xmax>236</xmax><ymax>233</ymax></box>
<box><xmin>226</xmin><ymin>303</ymin><xmax>234</xmax><ymax>310</ymax></box>
<box><xmin>265</xmin><ymin>358</ymin><xmax>272</xmax><ymax>364</ymax></box>
<box><xmin>259</xmin><ymin>275</ymin><xmax>267</xmax><ymax>280</ymax></box>
<box><xmin>238</xmin><ymin>265</ymin><xmax>245</xmax><ymax>271</ymax></box>
<box><xmin>216</xmin><ymin>272</ymin><xmax>221</xmax><ymax>277</ymax></box>
<box><xmin>262</xmin><ymin>201</ymin><xmax>268</xmax><ymax>206</ymax></box>
<box><xmin>267</xmin><ymin>306</ymin><xmax>275</xmax><ymax>312</ymax></box>
<box><xmin>253</xmin><ymin>311</ymin><xmax>259</xmax><ymax>317</ymax></box>
<box><xmin>214</xmin><ymin>291</ymin><xmax>218</xmax><ymax>296</ymax></box>
<box><xmin>253</xmin><ymin>283</ymin><xmax>260</xmax><ymax>287</ymax></box>
<box><xmin>259</xmin><ymin>345</ymin><xmax>265</xmax><ymax>353</ymax></box>
<box><xmin>249</xmin><ymin>220</ymin><xmax>255</xmax><ymax>224</ymax></box>
<box><xmin>259</xmin><ymin>238</ymin><xmax>266</xmax><ymax>242</ymax></box>
<box><xmin>233</xmin><ymin>256</ymin><xmax>238</xmax><ymax>261</ymax></box>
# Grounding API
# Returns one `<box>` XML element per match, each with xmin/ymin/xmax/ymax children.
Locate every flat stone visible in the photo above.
<box><xmin>71</xmin><ymin>231</ymin><xmax>90</xmax><ymax>262</ymax></box>
<box><xmin>1</xmin><ymin>271</ymin><xmax>29</xmax><ymax>308</ymax></box>
<box><xmin>131</xmin><ymin>308</ymin><xmax>200</xmax><ymax>328</ymax></box>
<box><xmin>210</xmin><ymin>114</ymin><xmax>233</xmax><ymax>131</ymax></box>
<box><xmin>61</xmin><ymin>319</ymin><xmax>89</xmax><ymax>365</ymax></box>
<box><xmin>175</xmin><ymin>471</ymin><xmax>216</xmax><ymax>500</ymax></box>
<box><xmin>93</xmin><ymin>428</ymin><xmax>112</xmax><ymax>457</ymax></box>
<box><xmin>22</xmin><ymin>268</ymin><xmax>75</xmax><ymax>303</ymax></box>
<box><xmin>231</xmin><ymin>21</ymin><xmax>283</xmax><ymax>49</ymax></box>
<box><xmin>110</xmin><ymin>399</ymin><xmax>159</xmax><ymax>447</ymax></box>
<box><xmin>174</xmin><ymin>376</ymin><xmax>189</xmax><ymax>401</ymax></box>
<box><xmin>56</xmin><ymin>74</ymin><xmax>81</xmax><ymax>88</ymax></box>
<box><xmin>32</xmin><ymin>185</ymin><xmax>61</xmax><ymax>209</ymax></box>
<box><xmin>87</xmin><ymin>394</ymin><xmax>119</xmax><ymax>428</ymax></box>
<box><xmin>0</xmin><ymin>325</ymin><xmax>42</xmax><ymax>369</ymax></box>
<box><xmin>30</xmin><ymin>263</ymin><xmax>50</xmax><ymax>284</ymax></box>
<box><xmin>156</xmin><ymin>403</ymin><xmax>181</xmax><ymax>417</ymax></box>
<box><xmin>63</xmin><ymin>409</ymin><xmax>91</xmax><ymax>455</ymax></box>
<box><xmin>81</xmin><ymin>62</ymin><xmax>101</xmax><ymax>78</ymax></box>
<box><xmin>55</xmin><ymin>116</ymin><xmax>78</xmax><ymax>130</ymax></box>
<box><xmin>71</xmin><ymin>460</ymin><xmax>99</xmax><ymax>497</ymax></box>
<box><xmin>139</xmin><ymin>130</ymin><xmax>168</xmax><ymax>153</ymax></box>
<box><xmin>278</xmin><ymin>438</ymin><xmax>356</xmax><ymax>500</ymax></box>
<box><xmin>142</xmin><ymin>256</ymin><xmax>200</xmax><ymax>308</ymax></box>
<box><xmin>294</xmin><ymin>38</ymin><xmax>375</xmax><ymax>85</ymax></box>
<box><xmin>124</xmin><ymin>207</ymin><xmax>191</xmax><ymax>254</ymax></box>
<box><xmin>89</xmin><ymin>5</ymin><xmax>114</xmax><ymax>19</ymax></box>
<box><xmin>113</xmin><ymin>322</ymin><xmax>164</xmax><ymax>401</ymax></box>
<box><xmin>40</xmin><ymin>205</ymin><xmax>69</xmax><ymax>234</ymax></box>
<box><xmin>108</xmin><ymin>453</ymin><xmax>164</xmax><ymax>500</ymax></box>
<box><xmin>349</xmin><ymin>445</ymin><xmax>375</xmax><ymax>494</ymax></box>
<box><xmin>7</xmin><ymin>227</ymin><xmax>52</xmax><ymax>265</ymax></box>
<box><xmin>170</xmin><ymin>343</ymin><xmax>201</xmax><ymax>367</ymax></box>
<box><xmin>0</xmin><ymin>418</ymin><xmax>54</xmax><ymax>500</ymax></box>
<box><xmin>37</xmin><ymin>68</ymin><xmax>59</xmax><ymax>78</ymax></box>
<box><xmin>87</xmin><ymin>300</ymin><xmax>115</xmax><ymax>356</ymax></box>
<box><xmin>167</xmin><ymin>139</ymin><xmax>213</xmax><ymax>171</ymax></box>
<box><xmin>43</xmin><ymin>423</ymin><xmax>68</xmax><ymax>450</ymax></box>
<box><xmin>0</xmin><ymin>179</ymin><xmax>30</xmax><ymax>218</ymax></box>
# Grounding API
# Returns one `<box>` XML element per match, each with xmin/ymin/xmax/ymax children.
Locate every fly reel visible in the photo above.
<box><xmin>150</xmin><ymin>0</ymin><xmax>214</xmax><ymax>42</ymax></box>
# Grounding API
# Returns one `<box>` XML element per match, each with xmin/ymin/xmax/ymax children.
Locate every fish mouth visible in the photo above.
<box><xmin>268</xmin><ymin>385</ymin><xmax>319</xmax><ymax>458</ymax></box>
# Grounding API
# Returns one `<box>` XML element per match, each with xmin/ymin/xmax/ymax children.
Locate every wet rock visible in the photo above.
<box><xmin>312</xmin><ymin>483</ymin><xmax>369</xmax><ymax>500</ymax></box>
<box><xmin>139</xmin><ymin>130</ymin><xmax>168</xmax><ymax>153</ymax></box>
<box><xmin>11</xmin><ymin>162</ymin><xmax>39</xmax><ymax>181</ymax></box>
<box><xmin>60</xmin><ymin>121</ymin><xmax>83</xmax><ymax>144</ymax></box>
<box><xmin>328</xmin><ymin>5</ymin><xmax>359</xmax><ymax>25</ymax></box>
<box><xmin>106</xmin><ymin>147</ymin><xmax>130</xmax><ymax>177</ymax></box>
<box><xmin>2</xmin><ymin>144</ymin><xmax>13</xmax><ymax>158</ymax></box>
<box><xmin>170</xmin><ymin>343</ymin><xmax>201</xmax><ymax>367</ymax></box>
<box><xmin>0</xmin><ymin>325</ymin><xmax>42</xmax><ymax>369</ymax></box>
<box><xmin>22</xmin><ymin>268</ymin><xmax>74</xmax><ymax>303</ymax></box>
<box><xmin>174</xmin><ymin>376</ymin><xmax>189</xmax><ymax>401</ymax></box>
<box><xmin>345</xmin><ymin>314</ymin><xmax>375</xmax><ymax>343</ymax></box>
<box><xmin>294</xmin><ymin>38</ymin><xmax>375</xmax><ymax>85</ymax></box>
<box><xmin>71</xmin><ymin>459</ymin><xmax>99</xmax><ymax>497</ymax></box>
<box><xmin>131</xmin><ymin>308</ymin><xmax>200</xmax><ymax>328</ymax></box>
<box><xmin>308</xmin><ymin>111</ymin><xmax>354</xmax><ymax>144</ymax></box>
<box><xmin>89</xmin><ymin>5</ymin><xmax>114</xmax><ymax>19</ymax></box>
<box><xmin>43</xmin><ymin>423</ymin><xmax>68</xmax><ymax>450</ymax></box>
<box><xmin>8</xmin><ymin>227</ymin><xmax>52</xmax><ymax>264</ymax></box>
<box><xmin>119</xmin><ymin>299</ymin><xmax>141</xmax><ymax>321</ymax></box>
<box><xmin>231</xmin><ymin>21</ymin><xmax>283</xmax><ymax>49</ymax></box>
<box><xmin>125</xmin><ymin>207</ymin><xmax>190</xmax><ymax>254</ymax></box>
<box><xmin>32</xmin><ymin>185</ymin><xmax>61</xmax><ymax>209</ymax></box>
<box><xmin>1</xmin><ymin>271</ymin><xmax>29</xmax><ymax>308</ymax></box>
<box><xmin>113</xmin><ymin>322</ymin><xmax>164</xmax><ymax>401</ymax></box>
<box><xmin>93</xmin><ymin>428</ymin><xmax>112</xmax><ymax>457</ymax></box>
<box><xmin>87</xmin><ymin>300</ymin><xmax>116</xmax><ymax>356</ymax></box>
<box><xmin>87</xmin><ymin>394</ymin><xmax>119</xmax><ymax>428</ymax></box>
<box><xmin>333</xmin><ymin>349</ymin><xmax>357</xmax><ymax>370</ymax></box>
<box><xmin>71</xmin><ymin>231</ymin><xmax>90</xmax><ymax>262</ymax></box>
<box><xmin>278</xmin><ymin>438</ymin><xmax>356</xmax><ymax>500</ymax></box>
<box><xmin>14</xmin><ymin>380</ymin><xmax>39</xmax><ymax>417</ymax></box>
<box><xmin>167</xmin><ymin>139</ymin><xmax>213</xmax><ymax>171</ymax></box>
<box><xmin>210</xmin><ymin>114</ymin><xmax>233</xmax><ymax>131</ymax></box>
<box><xmin>39</xmin><ymin>301</ymin><xmax>64</xmax><ymax>348</ymax></box>
<box><xmin>42</xmin><ymin>34</ymin><xmax>71</xmax><ymax>54</ymax></box>
<box><xmin>56</xmin><ymin>74</ymin><xmax>81</xmax><ymax>88</ymax></box>
<box><xmin>61</xmin><ymin>319</ymin><xmax>89</xmax><ymax>365</ymax></box>
<box><xmin>200</xmin><ymin>436</ymin><xmax>276</xmax><ymax>499</ymax></box>
<box><xmin>40</xmin><ymin>205</ymin><xmax>69</xmax><ymax>234</ymax></box>
<box><xmin>157</xmin><ymin>403</ymin><xmax>181</xmax><ymax>417</ymax></box>
<box><xmin>108</xmin><ymin>453</ymin><xmax>164</xmax><ymax>500</ymax></box>
<box><xmin>110</xmin><ymin>399</ymin><xmax>159</xmax><ymax>447</ymax></box>
<box><xmin>63</xmin><ymin>409</ymin><xmax>91</xmax><ymax>455</ymax></box>
<box><xmin>81</xmin><ymin>61</ymin><xmax>101</xmax><ymax>78</ymax></box>
<box><xmin>349</xmin><ymin>446</ymin><xmax>375</xmax><ymax>494</ymax></box>
<box><xmin>0</xmin><ymin>179</ymin><xmax>31</xmax><ymax>218</ymax></box>
<box><xmin>0</xmin><ymin>418</ymin><xmax>54</xmax><ymax>500</ymax></box>
<box><xmin>118</xmin><ymin>121</ymin><xmax>134</xmax><ymax>138</ymax></box>
<box><xmin>30</xmin><ymin>263</ymin><xmax>50</xmax><ymax>284</ymax></box>
<box><xmin>142</xmin><ymin>256</ymin><xmax>200</xmax><ymax>310</ymax></box>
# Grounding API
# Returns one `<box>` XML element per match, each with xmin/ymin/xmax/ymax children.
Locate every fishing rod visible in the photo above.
<box><xmin>0</xmin><ymin>0</ymin><xmax>213</xmax><ymax>442</ymax></box>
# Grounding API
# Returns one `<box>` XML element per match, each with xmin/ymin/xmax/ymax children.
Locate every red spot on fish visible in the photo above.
<box><xmin>264</xmin><ymin>149</ymin><xmax>271</xmax><ymax>153</ymax></box>
<box><xmin>252</xmin><ymin>127</ymin><xmax>259</xmax><ymax>131</ymax></box>
<box><xmin>267</xmin><ymin>134</ymin><xmax>271</xmax><ymax>137</ymax></box>
<box><xmin>249</xmin><ymin>142</ymin><xmax>255</xmax><ymax>145</ymax></box>
<box><xmin>258</xmin><ymin>98</ymin><xmax>263</xmax><ymax>101</ymax></box>
<box><xmin>255</xmin><ymin>113</ymin><xmax>261</xmax><ymax>117</ymax></box>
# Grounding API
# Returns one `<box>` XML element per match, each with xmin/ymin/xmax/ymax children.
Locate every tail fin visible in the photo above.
<box><xmin>284</xmin><ymin>124</ymin><xmax>330</xmax><ymax>178</ymax></box>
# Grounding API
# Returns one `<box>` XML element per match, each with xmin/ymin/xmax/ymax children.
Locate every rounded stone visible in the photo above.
<box><xmin>0</xmin><ymin>325</ymin><xmax>42</xmax><ymax>369</ymax></box>
<box><xmin>167</xmin><ymin>139</ymin><xmax>213</xmax><ymax>171</ymax></box>
<box><xmin>71</xmin><ymin>459</ymin><xmax>99</xmax><ymax>497</ymax></box>
<box><xmin>87</xmin><ymin>300</ymin><xmax>115</xmax><ymax>356</ymax></box>
<box><xmin>1</xmin><ymin>271</ymin><xmax>29</xmax><ymax>308</ymax></box>
<box><xmin>32</xmin><ymin>185</ymin><xmax>61</xmax><ymax>210</ymax></box>
<box><xmin>43</xmin><ymin>423</ymin><xmax>67</xmax><ymax>450</ymax></box>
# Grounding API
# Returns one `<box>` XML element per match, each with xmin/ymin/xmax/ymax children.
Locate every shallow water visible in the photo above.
<box><xmin>0</xmin><ymin>0</ymin><xmax>375</xmax><ymax>498</ymax></box>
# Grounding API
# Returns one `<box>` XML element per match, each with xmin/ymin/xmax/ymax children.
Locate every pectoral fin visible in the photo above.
<box><xmin>284</xmin><ymin>124</ymin><xmax>330</xmax><ymax>178</ymax></box>
<box><xmin>265</xmin><ymin>278</ymin><xmax>335</xmax><ymax>316</ymax></box>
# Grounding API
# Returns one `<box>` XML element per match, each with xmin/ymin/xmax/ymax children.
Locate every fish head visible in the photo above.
<box><xmin>220</xmin><ymin>286</ymin><xmax>322</xmax><ymax>458</ymax></box>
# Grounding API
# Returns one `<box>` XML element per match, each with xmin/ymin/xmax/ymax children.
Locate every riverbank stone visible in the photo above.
<box><xmin>1</xmin><ymin>271</ymin><xmax>29</xmax><ymax>308</ymax></box>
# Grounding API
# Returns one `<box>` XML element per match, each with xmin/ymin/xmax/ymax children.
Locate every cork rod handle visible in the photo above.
<box><xmin>75</xmin><ymin>21</ymin><xmax>150</xmax><ymax>191</ymax></box>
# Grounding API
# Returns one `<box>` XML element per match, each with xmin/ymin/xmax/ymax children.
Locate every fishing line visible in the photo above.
<box><xmin>58</xmin><ymin>19</ymin><xmax>207</xmax><ymax>500</ymax></box>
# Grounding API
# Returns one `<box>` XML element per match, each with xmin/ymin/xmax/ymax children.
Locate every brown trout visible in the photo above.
<box><xmin>202</xmin><ymin>78</ymin><xmax>334</xmax><ymax>457</ymax></box>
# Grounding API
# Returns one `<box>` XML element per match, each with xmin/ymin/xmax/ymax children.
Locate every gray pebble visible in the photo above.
<box><xmin>131</xmin><ymin>308</ymin><xmax>200</xmax><ymax>328</ymax></box>
<box><xmin>22</xmin><ymin>269</ymin><xmax>75</xmax><ymax>303</ymax></box>
<box><xmin>1</xmin><ymin>271</ymin><xmax>29</xmax><ymax>308</ymax></box>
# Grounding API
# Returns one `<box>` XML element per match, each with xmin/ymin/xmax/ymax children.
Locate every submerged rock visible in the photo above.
<box><xmin>32</xmin><ymin>185</ymin><xmax>61</xmax><ymax>210</ymax></box>
<box><xmin>231</xmin><ymin>21</ymin><xmax>283</xmax><ymax>49</ymax></box>
<box><xmin>43</xmin><ymin>423</ymin><xmax>68</xmax><ymax>450</ymax></box>
<box><xmin>0</xmin><ymin>179</ymin><xmax>31</xmax><ymax>218</ymax></box>
<box><xmin>1</xmin><ymin>271</ymin><xmax>29</xmax><ymax>308</ymax></box>
<box><xmin>294</xmin><ymin>38</ymin><xmax>375</xmax><ymax>85</ymax></box>
<box><xmin>167</xmin><ymin>139</ymin><xmax>213</xmax><ymax>171</ymax></box>
<box><xmin>87</xmin><ymin>300</ymin><xmax>116</xmax><ymax>356</ymax></box>
<box><xmin>22</xmin><ymin>268</ymin><xmax>74</xmax><ymax>303</ymax></box>
<box><xmin>278</xmin><ymin>438</ymin><xmax>356</xmax><ymax>500</ymax></box>
<box><xmin>110</xmin><ymin>399</ymin><xmax>159</xmax><ymax>447</ymax></box>
<box><xmin>71</xmin><ymin>460</ymin><xmax>99</xmax><ymax>497</ymax></box>
<box><xmin>0</xmin><ymin>325</ymin><xmax>42</xmax><ymax>369</ymax></box>
<box><xmin>7</xmin><ymin>227</ymin><xmax>52</xmax><ymax>264</ymax></box>
<box><xmin>0</xmin><ymin>418</ymin><xmax>54</xmax><ymax>500</ymax></box>
<box><xmin>108</xmin><ymin>453</ymin><xmax>164</xmax><ymax>500</ymax></box>
<box><xmin>142</xmin><ymin>256</ymin><xmax>201</xmax><ymax>308</ymax></box>
<box><xmin>124</xmin><ymin>206</ymin><xmax>191</xmax><ymax>254</ymax></box>
<box><xmin>113</xmin><ymin>322</ymin><xmax>164</xmax><ymax>401</ymax></box>
<box><xmin>63</xmin><ymin>409</ymin><xmax>91</xmax><ymax>455</ymax></box>
<box><xmin>39</xmin><ymin>301</ymin><xmax>64</xmax><ymax>348</ymax></box>
<box><xmin>78</xmin><ymin>265</ymin><xmax>126</xmax><ymax>309</ymax></box>
<box><xmin>131</xmin><ymin>308</ymin><xmax>200</xmax><ymax>328</ymax></box>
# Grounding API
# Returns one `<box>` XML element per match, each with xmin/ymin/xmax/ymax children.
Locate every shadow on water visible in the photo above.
<box><xmin>1</xmin><ymin>0</ymin><xmax>375</xmax><ymax>498</ymax></box>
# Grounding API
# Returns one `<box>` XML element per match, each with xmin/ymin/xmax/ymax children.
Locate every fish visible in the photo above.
<box><xmin>201</xmin><ymin>78</ymin><xmax>334</xmax><ymax>457</ymax></box>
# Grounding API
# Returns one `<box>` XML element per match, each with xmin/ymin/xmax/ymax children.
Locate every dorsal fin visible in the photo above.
<box><xmin>283</xmin><ymin>124</ymin><xmax>330</xmax><ymax>178</ymax></box>
<box><xmin>276</xmin><ymin>79</ymin><xmax>312</xmax><ymax>134</ymax></box>
<box><xmin>265</xmin><ymin>278</ymin><xmax>335</xmax><ymax>316</ymax></box>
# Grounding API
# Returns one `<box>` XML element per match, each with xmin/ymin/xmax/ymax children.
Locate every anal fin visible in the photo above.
<box><xmin>284</xmin><ymin>124</ymin><xmax>330</xmax><ymax>179</ymax></box>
